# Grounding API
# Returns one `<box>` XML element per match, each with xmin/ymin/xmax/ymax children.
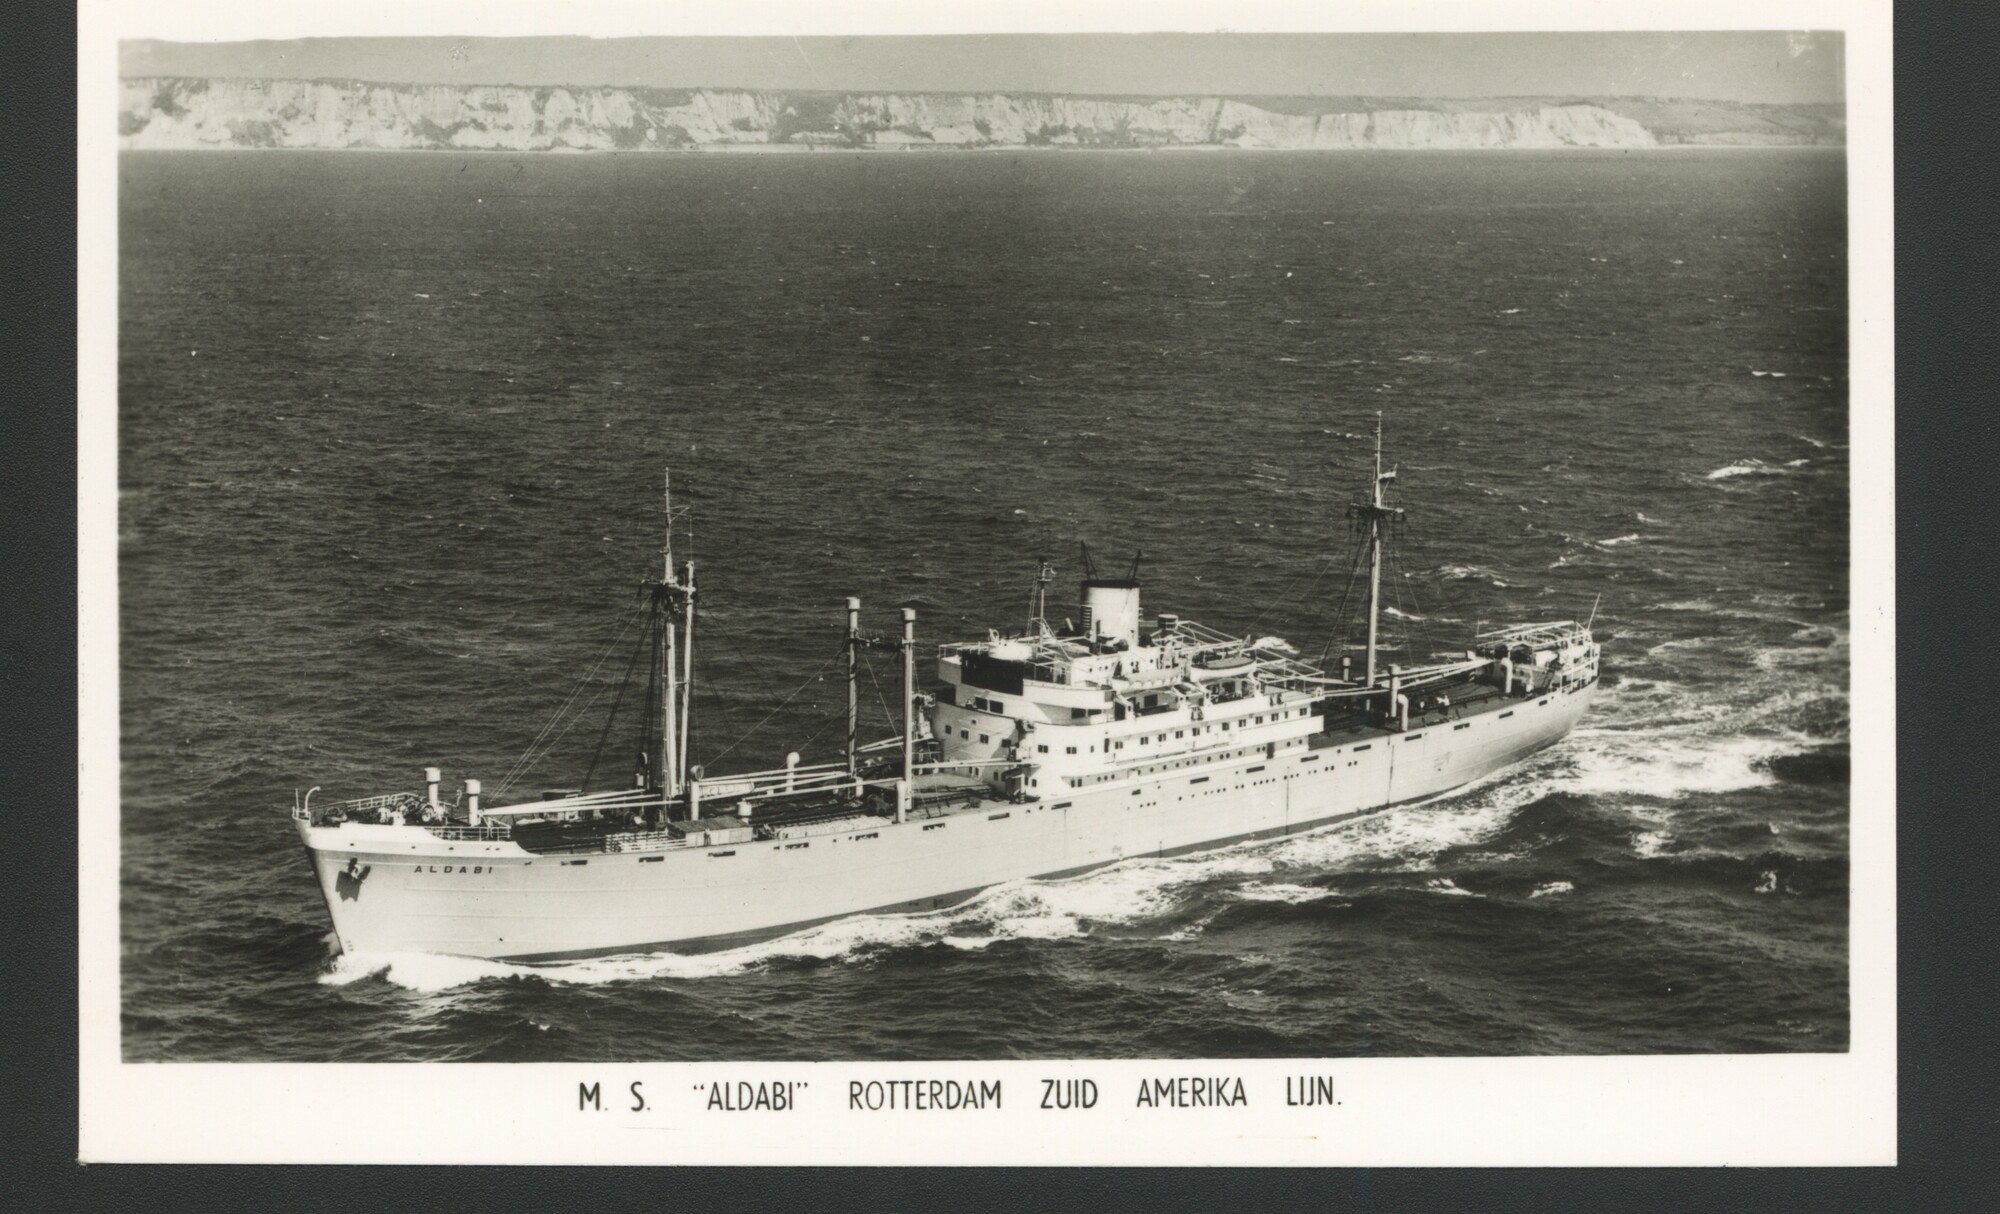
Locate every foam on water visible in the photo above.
<box><xmin>1255</xmin><ymin>772</ymin><xmax>1568</xmax><ymax>903</ymax></box>
<box><xmin>1561</xmin><ymin>719</ymin><xmax>1784</xmax><ymax>798</ymax></box>
<box><xmin>1645</xmin><ymin>637</ymin><xmax>1717</xmax><ymax>658</ymax></box>
<box><xmin>1755</xmin><ymin>630</ymin><xmax>1849</xmax><ymax>670</ymax></box>
<box><xmin>1432</xmin><ymin>562</ymin><xmax>1512</xmax><ymax>587</ymax></box>
<box><xmin>1232</xmin><ymin>882</ymin><xmax>1339</xmax><ymax>904</ymax></box>
<box><xmin>1522</xmin><ymin>649</ymin><xmax>1845</xmax><ymax>804</ymax></box>
<box><xmin>1633</xmin><ymin>829</ymin><xmax>1674</xmax><ymax>858</ymax></box>
<box><xmin>1529</xmin><ymin>880</ymin><xmax>1575</xmax><ymax>898</ymax></box>
<box><xmin>1704</xmin><ymin>459</ymin><xmax>1790</xmax><ymax>481</ymax></box>
<box><xmin>321</xmin><ymin>903</ymin><xmax>966</xmax><ymax>991</ymax></box>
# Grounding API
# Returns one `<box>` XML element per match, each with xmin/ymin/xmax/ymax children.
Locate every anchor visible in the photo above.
<box><xmin>335</xmin><ymin>856</ymin><xmax>372</xmax><ymax>902</ymax></box>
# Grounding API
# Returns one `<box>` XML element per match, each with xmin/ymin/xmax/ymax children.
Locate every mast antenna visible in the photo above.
<box><xmin>662</xmin><ymin>466</ymin><xmax>674</xmax><ymax>581</ymax></box>
<box><xmin>1028</xmin><ymin>554</ymin><xmax>1057</xmax><ymax>637</ymax></box>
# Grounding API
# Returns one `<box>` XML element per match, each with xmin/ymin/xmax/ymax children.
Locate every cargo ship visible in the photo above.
<box><xmin>292</xmin><ymin>422</ymin><xmax>1600</xmax><ymax>961</ymax></box>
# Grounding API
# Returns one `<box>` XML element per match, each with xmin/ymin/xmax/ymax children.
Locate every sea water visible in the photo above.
<box><xmin>118</xmin><ymin>148</ymin><xmax>1848</xmax><ymax>1060</ymax></box>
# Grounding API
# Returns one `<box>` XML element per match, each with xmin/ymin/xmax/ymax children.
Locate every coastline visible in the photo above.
<box><xmin>118</xmin><ymin>79</ymin><xmax>1844</xmax><ymax>156</ymax></box>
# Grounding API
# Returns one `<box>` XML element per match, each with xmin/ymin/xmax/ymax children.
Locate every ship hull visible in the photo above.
<box><xmin>301</xmin><ymin>682</ymin><xmax>1592</xmax><ymax>962</ymax></box>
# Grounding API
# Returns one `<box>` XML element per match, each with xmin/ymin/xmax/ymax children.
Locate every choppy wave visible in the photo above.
<box><xmin>1232</xmin><ymin>882</ymin><xmax>1339</xmax><ymax>905</ymax></box>
<box><xmin>1537</xmin><ymin>641</ymin><xmax>1846</xmax><ymax>803</ymax></box>
<box><xmin>1705</xmin><ymin>458</ymin><xmax>1790</xmax><ymax>481</ymax></box>
<box><xmin>1432</xmin><ymin>563</ymin><xmax>1512</xmax><ymax>588</ymax></box>
<box><xmin>1753</xmin><ymin>592</ymin><xmax>1830</xmax><ymax>610</ymax></box>
<box><xmin>1558</xmin><ymin>728</ymin><xmax>1795</xmax><ymax>798</ymax></box>
<box><xmin>1755</xmin><ymin>633</ymin><xmax>1849</xmax><ymax>670</ymax></box>
<box><xmin>1633</xmin><ymin>829</ymin><xmax>1674</xmax><ymax>858</ymax></box>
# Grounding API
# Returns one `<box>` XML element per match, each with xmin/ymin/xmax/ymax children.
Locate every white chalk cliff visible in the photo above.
<box><xmin>119</xmin><ymin>79</ymin><xmax>1842</xmax><ymax>152</ymax></box>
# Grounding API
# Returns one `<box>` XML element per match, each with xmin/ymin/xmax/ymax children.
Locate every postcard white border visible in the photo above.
<box><xmin>78</xmin><ymin>0</ymin><xmax>1895</xmax><ymax>1166</ymax></box>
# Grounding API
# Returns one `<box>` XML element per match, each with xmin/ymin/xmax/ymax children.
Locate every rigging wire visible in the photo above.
<box><xmin>787</xmin><ymin>710</ymin><xmax>845</xmax><ymax>766</ymax></box>
<box><xmin>579</xmin><ymin>618</ymin><xmax>651</xmax><ymax>792</ymax></box>
<box><xmin>499</xmin><ymin>601</ymin><xmax>644</xmax><ymax>789</ymax></box>
<box><xmin>689</xmin><ymin>644</ymin><xmax>744</xmax><ymax>773</ymax></box>
<box><xmin>701</xmin><ymin>607</ymin><xmax>779</xmax><ymax>690</ymax></box>
<box><xmin>1388</xmin><ymin>541</ymin><xmax>1434</xmax><ymax>660</ymax></box>
<box><xmin>1242</xmin><ymin>552</ymin><xmax>1339</xmax><ymax>639</ymax></box>
<box><xmin>495</xmin><ymin>601</ymin><xmax>645</xmax><ymax>795</ymax></box>
<box><xmin>860</xmin><ymin>648</ymin><xmax>897</xmax><ymax>737</ymax></box>
<box><xmin>701</xmin><ymin>645</ymin><xmax>844</xmax><ymax>768</ymax></box>
<box><xmin>1385</xmin><ymin>512</ymin><xmax>1451</xmax><ymax>660</ymax></box>
<box><xmin>497</xmin><ymin>666</ymin><xmax>625</xmax><ymax>797</ymax></box>
<box><xmin>680</xmin><ymin>606</ymin><xmax>789</xmax><ymax>771</ymax></box>
<box><xmin>1382</xmin><ymin>514</ymin><xmax>1424</xmax><ymax>664</ymax></box>
<box><xmin>1316</xmin><ymin>535</ymin><xmax>1369</xmax><ymax>667</ymax></box>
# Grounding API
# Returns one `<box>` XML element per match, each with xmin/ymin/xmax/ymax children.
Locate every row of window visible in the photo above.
<box><xmin>1028</xmin><ymin>706</ymin><xmax>1313</xmax><ymax>757</ymax></box>
<box><xmin>1065</xmin><ymin>745</ymin><xmax>1268</xmax><ymax>788</ymax></box>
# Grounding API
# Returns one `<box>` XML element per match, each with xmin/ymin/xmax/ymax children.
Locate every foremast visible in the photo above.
<box><xmin>652</xmin><ymin>469</ymin><xmax>696</xmax><ymax>799</ymax></box>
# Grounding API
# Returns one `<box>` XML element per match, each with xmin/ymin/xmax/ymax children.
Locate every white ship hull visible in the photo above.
<box><xmin>300</xmin><ymin>681</ymin><xmax>1592</xmax><ymax>961</ymax></box>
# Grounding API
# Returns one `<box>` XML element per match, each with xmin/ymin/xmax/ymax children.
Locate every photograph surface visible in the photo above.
<box><xmin>114</xmin><ymin>26</ymin><xmax>1854</xmax><ymax>1066</ymax></box>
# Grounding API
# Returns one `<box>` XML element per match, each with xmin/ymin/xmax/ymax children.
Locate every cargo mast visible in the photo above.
<box><xmin>1349</xmin><ymin>413</ymin><xmax>1401</xmax><ymax>688</ymax></box>
<box><xmin>654</xmin><ymin>469</ymin><xmax>695</xmax><ymax>799</ymax></box>
<box><xmin>846</xmin><ymin>597</ymin><xmax>862</xmax><ymax>777</ymax></box>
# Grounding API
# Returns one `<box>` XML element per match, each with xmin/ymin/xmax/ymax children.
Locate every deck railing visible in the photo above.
<box><xmin>424</xmin><ymin>825</ymin><xmax>515</xmax><ymax>841</ymax></box>
<box><xmin>292</xmin><ymin>790</ymin><xmax>423</xmax><ymax>826</ymax></box>
<box><xmin>1477</xmin><ymin>620</ymin><xmax>1588</xmax><ymax>646</ymax></box>
<box><xmin>603</xmin><ymin>831</ymin><xmax>690</xmax><ymax>854</ymax></box>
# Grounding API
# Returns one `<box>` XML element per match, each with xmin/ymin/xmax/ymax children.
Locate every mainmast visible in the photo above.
<box><xmin>1349</xmin><ymin>413</ymin><xmax>1401</xmax><ymax>687</ymax></box>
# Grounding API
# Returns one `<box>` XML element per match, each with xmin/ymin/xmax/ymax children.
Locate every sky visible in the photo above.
<box><xmin>119</xmin><ymin>31</ymin><xmax>1846</xmax><ymax>105</ymax></box>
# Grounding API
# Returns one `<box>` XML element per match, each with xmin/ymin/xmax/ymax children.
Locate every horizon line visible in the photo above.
<box><xmin>118</xmin><ymin>74</ymin><xmax>1848</xmax><ymax>109</ymax></box>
